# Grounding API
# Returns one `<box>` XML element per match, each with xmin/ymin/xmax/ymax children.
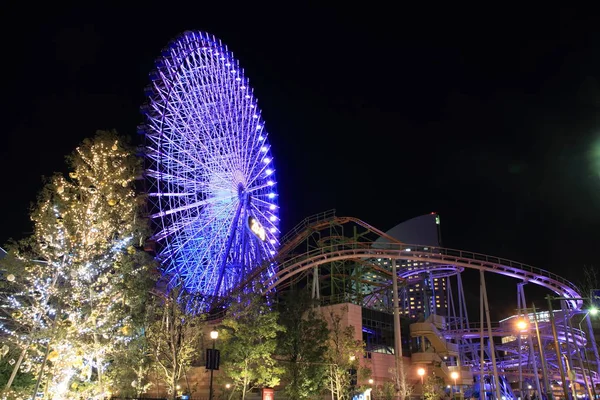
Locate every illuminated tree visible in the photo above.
<box><xmin>0</xmin><ymin>241</ymin><xmax>51</xmax><ymax>398</ymax></box>
<box><xmin>277</xmin><ymin>290</ymin><xmax>329</xmax><ymax>399</ymax></box>
<box><xmin>220</xmin><ymin>291</ymin><xmax>285</xmax><ymax>400</ymax></box>
<box><xmin>145</xmin><ymin>286</ymin><xmax>205</xmax><ymax>400</ymax></box>
<box><xmin>1</xmin><ymin>130</ymin><xmax>155</xmax><ymax>399</ymax></box>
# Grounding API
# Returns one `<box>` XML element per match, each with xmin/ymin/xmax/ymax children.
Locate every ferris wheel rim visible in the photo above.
<box><xmin>142</xmin><ymin>30</ymin><xmax>280</xmax><ymax>298</ymax></box>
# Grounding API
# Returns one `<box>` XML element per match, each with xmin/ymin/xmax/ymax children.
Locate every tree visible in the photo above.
<box><xmin>372</xmin><ymin>381</ymin><xmax>397</xmax><ymax>400</ymax></box>
<box><xmin>423</xmin><ymin>375</ymin><xmax>444</xmax><ymax>400</ymax></box>
<box><xmin>220</xmin><ymin>291</ymin><xmax>285</xmax><ymax>400</ymax></box>
<box><xmin>1</xmin><ymin>130</ymin><xmax>155</xmax><ymax>399</ymax></box>
<box><xmin>145</xmin><ymin>287</ymin><xmax>205</xmax><ymax>400</ymax></box>
<box><xmin>322</xmin><ymin>306</ymin><xmax>370</xmax><ymax>400</ymax></box>
<box><xmin>277</xmin><ymin>290</ymin><xmax>329</xmax><ymax>399</ymax></box>
<box><xmin>387</xmin><ymin>364</ymin><xmax>413</xmax><ymax>400</ymax></box>
<box><xmin>0</xmin><ymin>239</ymin><xmax>57</xmax><ymax>397</ymax></box>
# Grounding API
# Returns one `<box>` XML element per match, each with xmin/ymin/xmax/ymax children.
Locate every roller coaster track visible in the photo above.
<box><xmin>263</xmin><ymin>241</ymin><xmax>582</xmax><ymax>309</ymax></box>
<box><xmin>277</xmin><ymin>209</ymin><xmax>403</xmax><ymax>257</ymax></box>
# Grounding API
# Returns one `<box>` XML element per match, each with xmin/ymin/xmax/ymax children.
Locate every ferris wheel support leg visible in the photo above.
<box><xmin>213</xmin><ymin>202</ymin><xmax>244</xmax><ymax>299</ymax></box>
<box><xmin>480</xmin><ymin>270</ymin><xmax>502</xmax><ymax>400</ymax></box>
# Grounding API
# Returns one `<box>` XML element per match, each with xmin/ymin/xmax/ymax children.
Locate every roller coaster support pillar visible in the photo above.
<box><xmin>519</xmin><ymin>285</ymin><xmax>542</xmax><ymax>399</ymax></box>
<box><xmin>391</xmin><ymin>258</ymin><xmax>405</xmax><ymax>396</ymax></box>
<box><xmin>480</xmin><ymin>281</ymin><xmax>485</xmax><ymax>400</ymax></box>
<box><xmin>585</xmin><ymin>314</ymin><xmax>600</xmax><ymax>380</ymax></box>
<box><xmin>546</xmin><ymin>295</ymin><xmax>570</xmax><ymax>400</ymax></box>
<box><xmin>532</xmin><ymin>304</ymin><xmax>550</xmax><ymax>399</ymax></box>
<box><xmin>570</xmin><ymin>312</ymin><xmax>594</xmax><ymax>400</ymax></box>
<box><xmin>480</xmin><ymin>270</ymin><xmax>501</xmax><ymax>400</ymax></box>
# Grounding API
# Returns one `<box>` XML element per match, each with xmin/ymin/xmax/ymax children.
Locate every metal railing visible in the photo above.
<box><xmin>279</xmin><ymin>209</ymin><xmax>336</xmax><ymax>245</ymax></box>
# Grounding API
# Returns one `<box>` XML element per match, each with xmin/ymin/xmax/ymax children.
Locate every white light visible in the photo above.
<box><xmin>261</xmin><ymin>146</ymin><xmax>268</xmax><ymax>152</ymax></box>
<box><xmin>250</xmin><ymin>104</ymin><xmax>254</xmax><ymax>108</ymax></box>
<box><xmin>269</xmin><ymin>204</ymin><xmax>276</xmax><ymax>210</ymax></box>
<box><xmin>236</xmin><ymin>77</ymin><xmax>241</xmax><ymax>81</ymax></box>
<box><xmin>270</xmin><ymin>227</ymin><xmax>276</xmax><ymax>233</ymax></box>
<box><xmin>245</xmin><ymin>95</ymin><xmax>251</xmax><ymax>99</ymax></box>
<box><xmin>269</xmin><ymin>216</ymin><xmax>277</xmax><ymax>222</ymax></box>
<box><xmin>256</xmin><ymin>125</ymin><xmax>262</xmax><ymax>130</ymax></box>
<box><xmin>225</xmin><ymin>63</ymin><xmax>230</xmax><ymax>66</ymax></box>
<box><xmin>270</xmin><ymin>250</ymin><xmax>275</xmax><ymax>255</ymax></box>
<box><xmin>270</xmin><ymin>239</ymin><xmax>276</xmax><ymax>244</ymax></box>
<box><xmin>267</xmin><ymin>180</ymin><xmax>274</xmax><ymax>186</ymax></box>
<box><xmin>258</xmin><ymin>135</ymin><xmax>264</xmax><ymax>140</ymax></box>
<box><xmin>268</xmin><ymin>193</ymin><xmax>276</xmax><ymax>199</ymax></box>
<box><xmin>240</xmin><ymin>86</ymin><xmax>246</xmax><ymax>89</ymax></box>
<box><xmin>263</xmin><ymin>157</ymin><xmax>271</xmax><ymax>164</ymax></box>
<box><xmin>253</xmin><ymin>114</ymin><xmax>258</xmax><ymax>118</ymax></box>
<box><xmin>265</xmin><ymin>169</ymin><xmax>272</xmax><ymax>175</ymax></box>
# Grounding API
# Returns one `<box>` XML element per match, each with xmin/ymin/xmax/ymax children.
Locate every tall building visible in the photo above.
<box><xmin>376</xmin><ymin>213</ymin><xmax>448</xmax><ymax>319</ymax></box>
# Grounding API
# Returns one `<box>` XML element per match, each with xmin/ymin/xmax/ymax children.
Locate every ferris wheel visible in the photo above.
<box><xmin>141</xmin><ymin>31</ymin><xmax>280</xmax><ymax>298</ymax></box>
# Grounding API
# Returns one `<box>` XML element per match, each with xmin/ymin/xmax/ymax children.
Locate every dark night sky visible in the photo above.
<box><xmin>2</xmin><ymin>4</ymin><xmax>600</xmax><ymax>316</ymax></box>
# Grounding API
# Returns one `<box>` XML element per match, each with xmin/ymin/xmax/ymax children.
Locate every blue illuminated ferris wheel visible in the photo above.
<box><xmin>142</xmin><ymin>31</ymin><xmax>280</xmax><ymax>298</ymax></box>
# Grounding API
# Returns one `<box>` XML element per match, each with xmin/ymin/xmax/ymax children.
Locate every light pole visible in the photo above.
<box><xmin>209</xmin><ymin>329</ymin><xmax>219</xmax><ymax>400</ymax></box>
<box><xmin>418</xmin><ymin>367</ymin><xmax>425</xmax><ymax>400</ymax></box>
<box><xmin>451</xmin><ymin>371</ymin><xmax>459</xmax><ymax>397</ymax></box>
<box><xmin>516</xmin><ymin>318</ymin><xmax>529</xmax><ymax>399</ymax></box>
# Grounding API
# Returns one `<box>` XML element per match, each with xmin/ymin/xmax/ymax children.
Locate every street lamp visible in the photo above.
<box><xmin>516</xmin><ymin>319</ymin><xmax>528</xmax><ymax>331</ymax></box>
<box><xmin>451</xmin><ymin>371</ymin><xmax>459</xmax><ymax>396</ymax></box>
<box><xmin>209</xmin><ymin>330</ymin><xmax>219</xmax><ymax>400</ymax></box>
<box><xmin>417</xmin><ymin>367</ymin><xmax>425</xmax><ymax>385</ymax></box>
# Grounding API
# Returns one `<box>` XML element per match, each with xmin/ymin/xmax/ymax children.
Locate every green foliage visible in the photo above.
<box><xmin>145</xmin><ymin>287</ymin><xmax>205</xmax><ymax>400</ymax></box>
<box><xmin>0</xmin><ymin>349</ymin><xmax>36</xmax><ymax>396</ymax></box>
<box><xmin>322</xmin><ymin>305</ymin><xmax>370</xmax><ymax>400</ymax></box>
<box><xmin>423</xmin><ymin>375</ymin><xmax>445</xmax><ymax>400</ymax></box>
<box><xmin>372</xmin><ymin>381</ymin><xmax>397</xmax><ymax>400</ymax></box>
<box><xmin>220</xmin><ymin>291</ymin><xmax>285</xmax><ymax>400</ymax></box>
<box><xmin>277</xmin><ymin>290</ymin><xmax>329</xmax><ymax>399</ymax></box>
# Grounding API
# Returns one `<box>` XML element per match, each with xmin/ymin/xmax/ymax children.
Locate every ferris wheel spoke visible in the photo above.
<box><xmin>150</xmin><ymin>195</ymin><xmax>234</xmax><ymax>218</ymax></box>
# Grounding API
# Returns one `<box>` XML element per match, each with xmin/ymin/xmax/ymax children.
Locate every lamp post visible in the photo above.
<box><xmin>418</xmin><ymin>367</ymin><xmax>425</xmax><ymax>400</ymax></box>
<box><xmin>451</xmin><ymin>371</ymin><xmax>459</xmax><ymax>397</ymax></box>
<box><xmin>209</xmin><ymin>329</ymin><xmax>219</xmax><ymax>400</ymax></box>
<box><xmin>516</xmin><ymin>318</ymin><xmax>529</xmax><ymax>399</ymax></box>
